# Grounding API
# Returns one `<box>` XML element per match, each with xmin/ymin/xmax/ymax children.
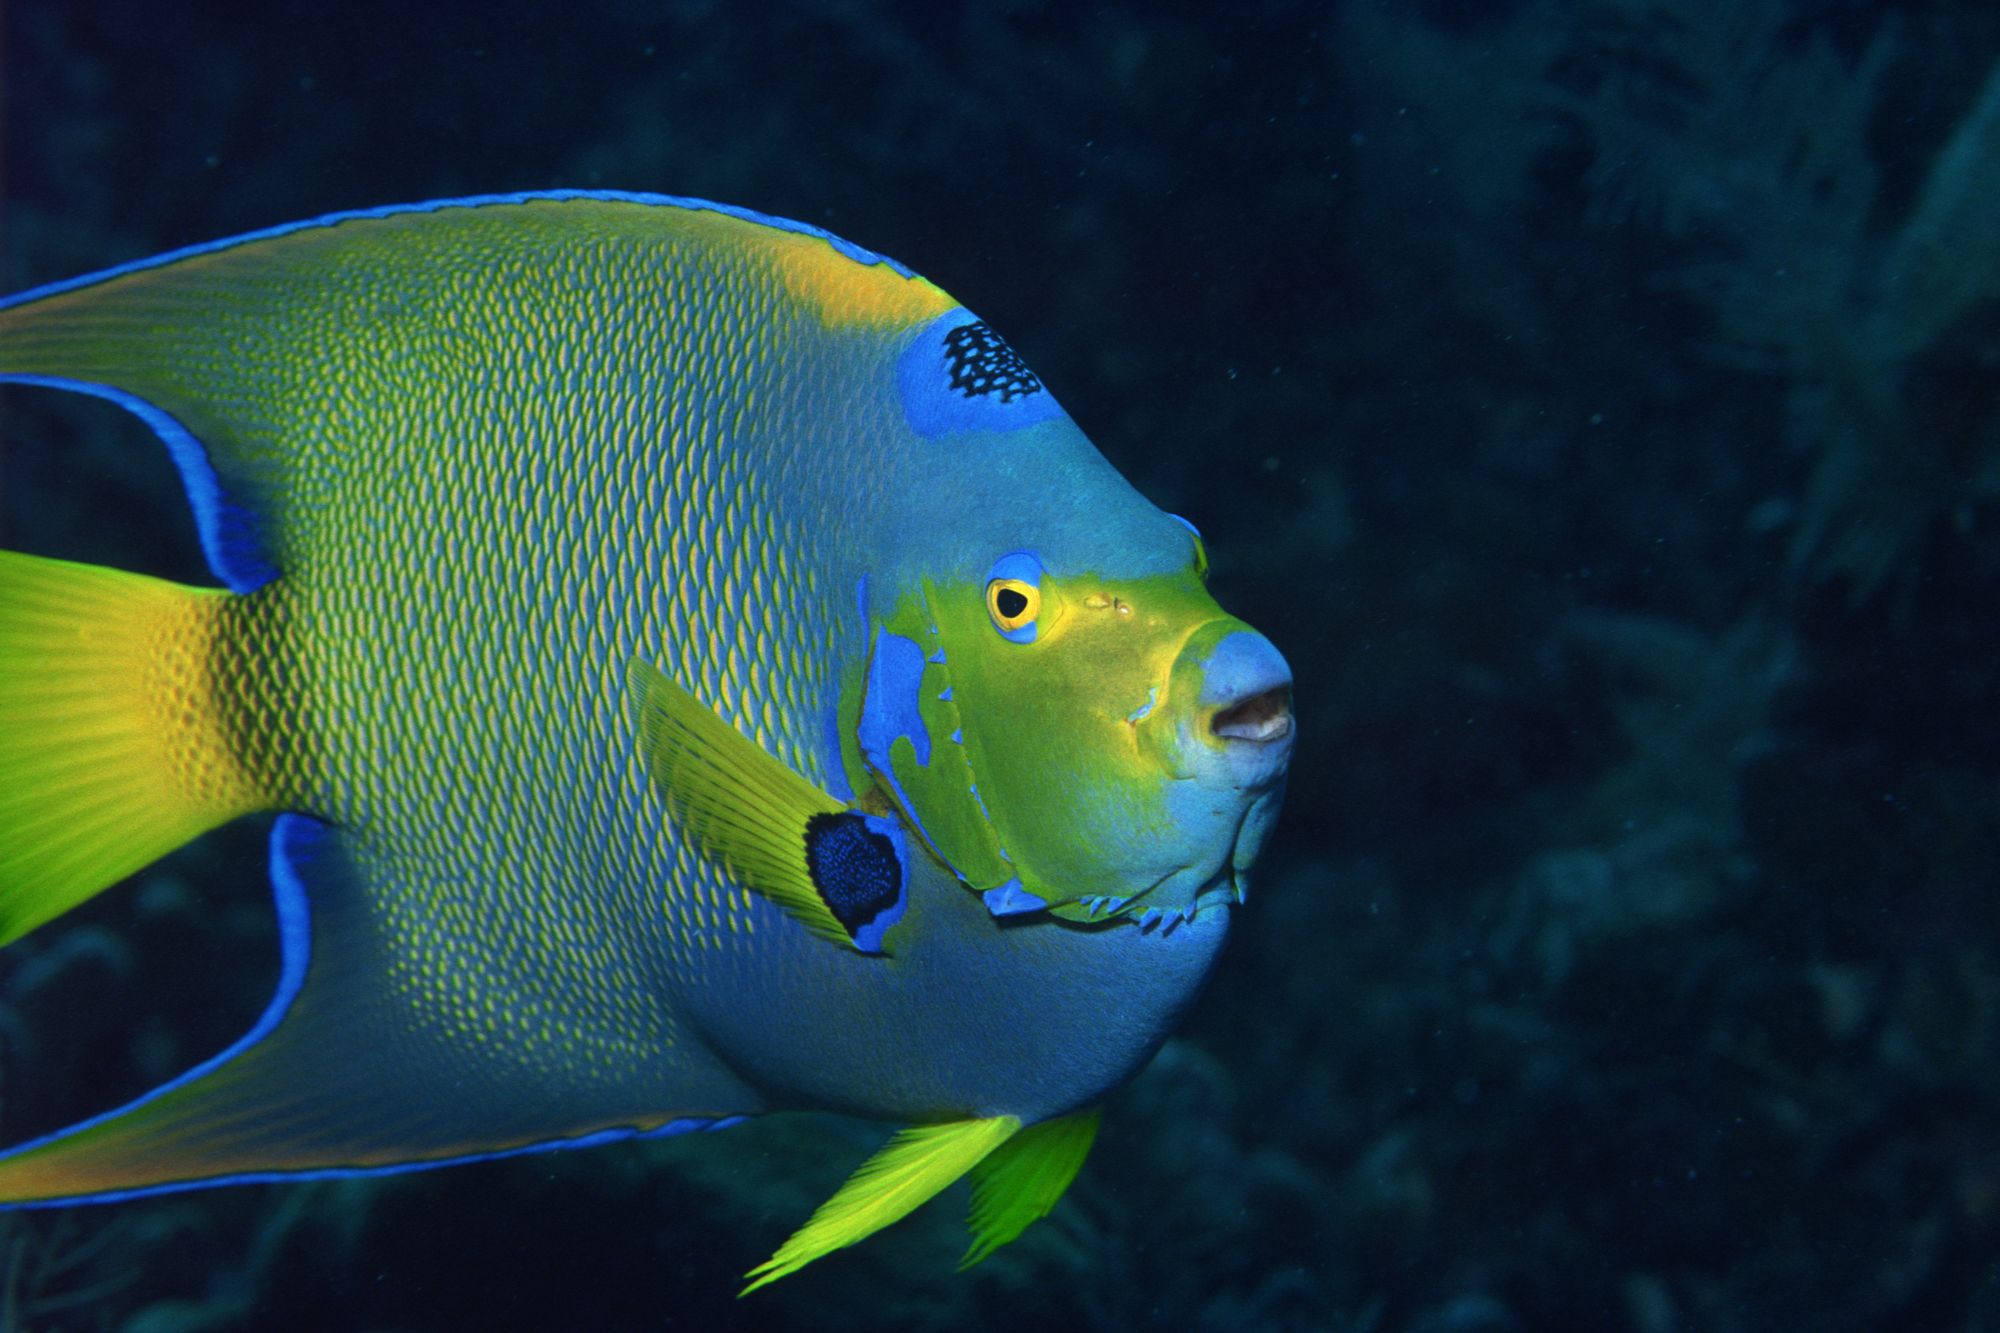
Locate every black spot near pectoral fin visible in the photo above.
<box><xmin>803</xmin><ymin>812</ymin><xmax>909</xmax><ymax>953</ymax></box>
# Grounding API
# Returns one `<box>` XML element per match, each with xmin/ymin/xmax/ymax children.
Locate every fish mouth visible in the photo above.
<box><xmin>1211</xmin><ymin>684</ymin><xmax>1294</xmax><ymax>744</ymax></box>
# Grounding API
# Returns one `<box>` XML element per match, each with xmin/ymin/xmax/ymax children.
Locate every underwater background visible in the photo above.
<box><xmin>4</xmin><ymin>0</ymin><xmax>2000</xmax><ymax>1328</ymax></box>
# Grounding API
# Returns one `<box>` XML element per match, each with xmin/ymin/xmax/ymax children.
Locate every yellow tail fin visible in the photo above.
<box><xmin>0</xmin><ymin>551</ymin><xmax>271</xmax><ymax>945</ymax></box>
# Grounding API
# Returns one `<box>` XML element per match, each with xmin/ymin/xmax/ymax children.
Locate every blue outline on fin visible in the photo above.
<box><xmin>846</xmin><ymin>813</ymin><xmax>912</xmax><ymax>955</ymax></box>
<box><xmin>0</xmin><ymin>374</ymin><xmax>274</xmax><ymax>593</ymax></box>
<box><xmin>0</xmin><ymin>815</ymin><xmax>747</xmax><ymax>1209</ymax></box>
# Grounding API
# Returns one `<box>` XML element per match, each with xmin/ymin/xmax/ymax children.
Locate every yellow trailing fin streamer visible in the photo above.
<box><xmin>742</xmin><ymin>1115</ymin><xmax>1021</xmax><ymax>1295</ymax></box>
<box><xmin>959</xmin><ymin>1105</ymin><xmax>1102</xmax><ymax>1269</ymax></box>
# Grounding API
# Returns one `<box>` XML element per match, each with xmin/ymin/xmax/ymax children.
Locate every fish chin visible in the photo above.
<box><xmin>1052</xmin><ymin>860</ymin><xmax>1239</xmax><ymax>934</ymax></box>
<box><xmin>1137</xmin><ymin>870</ymin><xmax>1239</xmax><ymax>936</ymax></box>
<box><xmin>1095</xmin><ymin>771</ymin><xmax>1285</xmax><ymax>934</ymax></box>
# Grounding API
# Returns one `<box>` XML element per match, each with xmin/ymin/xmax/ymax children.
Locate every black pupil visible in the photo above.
<box><xmin>995</xmin><ymin>587</ymin><xmax>1029</xmax><ymax>619</ymax></box>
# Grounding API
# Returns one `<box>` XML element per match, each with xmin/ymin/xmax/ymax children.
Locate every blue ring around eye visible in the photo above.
<box><xmin>986</xmin><ymin>550</ymin><xmax>1043</xmax><ymax>644</ymax></box>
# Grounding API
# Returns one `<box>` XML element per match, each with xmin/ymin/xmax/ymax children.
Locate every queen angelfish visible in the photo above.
<box><xmin>0</xmin><ymin>192</ymin><xmax>1295</xmax><ymax>1288</ymax></box>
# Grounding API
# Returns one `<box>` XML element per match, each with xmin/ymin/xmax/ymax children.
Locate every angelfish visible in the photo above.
<box><xmin>0</xmin><ymin>193</ymin><xmax>1294</xmax><ymax>1288</ymax></box>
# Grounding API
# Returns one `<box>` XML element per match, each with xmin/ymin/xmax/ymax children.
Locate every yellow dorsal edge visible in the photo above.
<box><xmin>762</xmin><ymin>227</ymin><xmax>954</xmax><ymax>332</ymax></box>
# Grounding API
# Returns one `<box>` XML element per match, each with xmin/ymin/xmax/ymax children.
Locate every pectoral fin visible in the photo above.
<box><xmin>626</xmin><ymin>659</ymin><xmax>910</xmax><ymax>953</ymax></box>
<box><xmin>742</xmin><ymin>1115</ymin><xmax>1021</xmax><ymax>1295</ymax></box>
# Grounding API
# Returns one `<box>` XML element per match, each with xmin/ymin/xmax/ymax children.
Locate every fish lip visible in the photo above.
<box><xmin>1210</xmin><ymin>684</ymin><xmax>1294</xmax><ymax>744</ymax></box>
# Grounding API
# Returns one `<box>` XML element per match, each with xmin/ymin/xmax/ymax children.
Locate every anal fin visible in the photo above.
<box><xmin>0</xmin><ymin>815</ymin><xmax>744</xmax><ymax>1205</ymax></box>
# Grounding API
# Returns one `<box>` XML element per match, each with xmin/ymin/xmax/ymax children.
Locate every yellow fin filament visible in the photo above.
<box><xmin>959</xmin><ymin>1105</ymin><xmax>1102</xmax><ymax>1269</ymax></box>
<box><xmin>741</xmin><ymin>1115</ymin><xmax>1021</xmax><ymax>1295</ymax></box>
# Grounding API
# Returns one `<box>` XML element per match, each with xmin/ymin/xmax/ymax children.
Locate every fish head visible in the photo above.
<box><xmin>857</xmin><ymin>519</ymin><xmax>1294</xmax><ymax>934</ymax></box>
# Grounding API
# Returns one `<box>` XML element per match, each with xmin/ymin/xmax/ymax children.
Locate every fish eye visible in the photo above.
<box><xmin>983</xmin><ymin>550</ymin><xmax>1044</xmax><ymax>643</ymax></box>
<box><xmin>986</xmin><ymin>578</ymin><xmax>1041</xmax><ymax>637</ymax></box>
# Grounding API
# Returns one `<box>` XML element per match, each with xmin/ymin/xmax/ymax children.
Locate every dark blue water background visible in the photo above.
<box><xmin>3</xmin><ymin>1</ymin><xmax>1998</xmax><ymax>1328</ymax></box>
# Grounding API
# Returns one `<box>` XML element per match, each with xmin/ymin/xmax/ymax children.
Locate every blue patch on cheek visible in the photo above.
<box><xmin>858</xmin><ymin>628</ymin><xmax>930</xmax><ymax>770</ymax></box>
<box><xmin>856</xmin><ymin>627</ymin><xmax>946</xmax><ymax>854</ymax></box>
<box><xmin>896</xmin><ymin>308</ymin><xmax>1066</xmax><ymax>440</ymax></box>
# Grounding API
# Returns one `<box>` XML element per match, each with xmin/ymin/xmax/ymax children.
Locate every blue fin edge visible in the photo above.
<box><xmin>0</xmin><ymin>190</ymin><xmax>917</xmax><ymax>318</ymax></box>
<box><xmin>0</xmin><ymin>814</ymin><xmax>750</xmax><ymax>1209</ymax></box>
<box><xmin>0</xmin><ymin>373</ymin><xmax>274</xmax><ymax>593</ymax></box>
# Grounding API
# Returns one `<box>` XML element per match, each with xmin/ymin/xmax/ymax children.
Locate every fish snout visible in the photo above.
<box><xmin>1154</xmin><ymin>623</ymin><xmax>1295</xmax><ymax>788</ymax></box>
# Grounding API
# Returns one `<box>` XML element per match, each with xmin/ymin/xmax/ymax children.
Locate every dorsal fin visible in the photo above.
<box><xmin>0</xmin><ymin>192</ymin><xmax>950</xmax><ymax>592</ymax></box>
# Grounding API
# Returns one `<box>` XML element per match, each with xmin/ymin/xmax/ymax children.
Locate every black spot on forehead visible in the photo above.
<box><xmin>942</xmin><ymin>322</ymin><xmax>1044</xmax><ymax>404</ymax></box>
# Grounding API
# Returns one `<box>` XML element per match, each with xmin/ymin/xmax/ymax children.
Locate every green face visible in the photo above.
<box><xmin>853</xmin><ymin>536</ymin><xmax>1294</xmax><ymax>930</ymax></box>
